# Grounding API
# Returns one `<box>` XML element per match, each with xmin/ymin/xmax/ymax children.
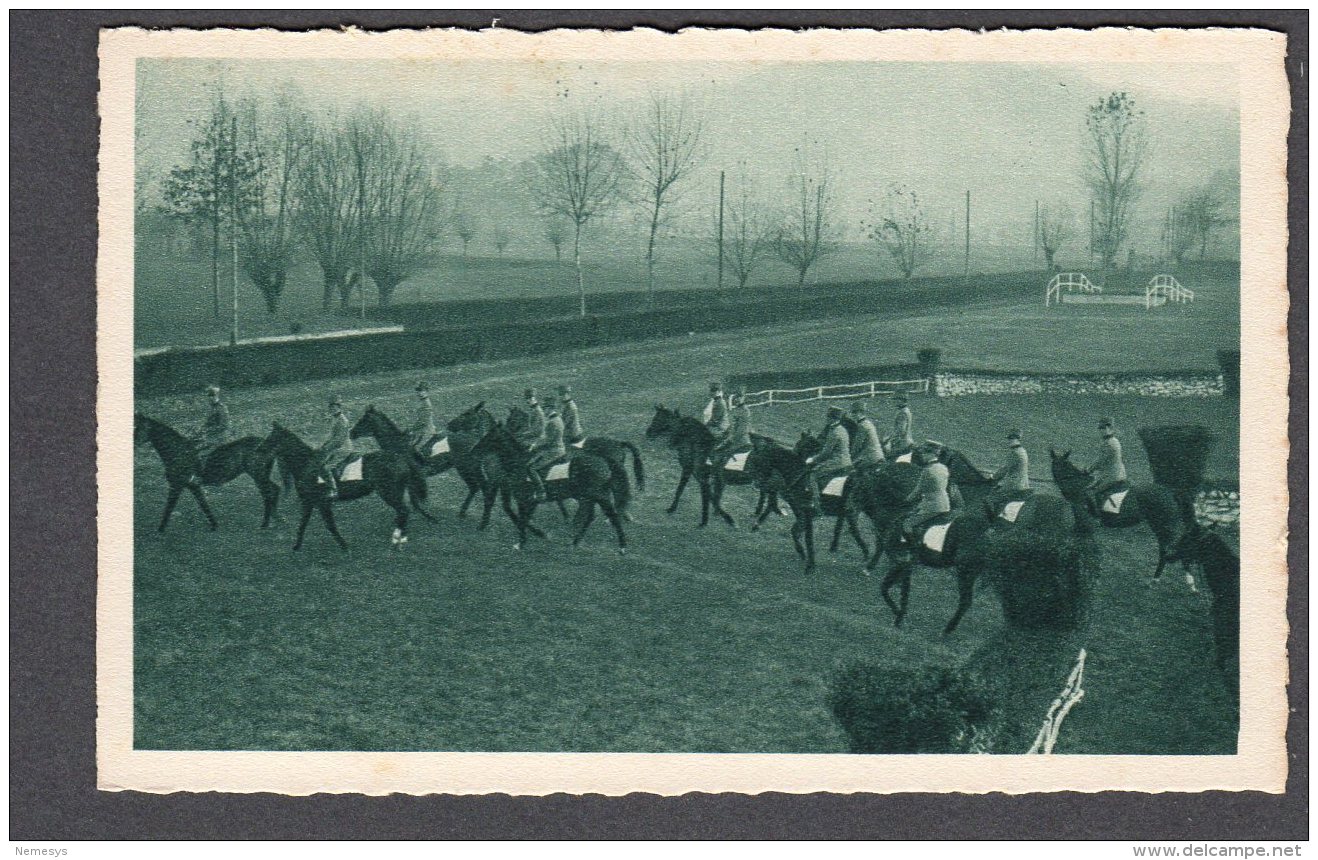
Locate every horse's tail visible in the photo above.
<box><xmin>620</xmin><ymin>441</ymin><xmax>646</xmax><ymax>492</ymax></box>
<box><xmin>605</xmin><ymin>455</ymin><xmax>632</xmax><ymax>513</ymax></box>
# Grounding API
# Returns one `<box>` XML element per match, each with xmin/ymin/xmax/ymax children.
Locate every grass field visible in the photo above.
<box><xmin>133</xmin><ymin>285</ymin><xmax>1240</xmax><ymax>753</ymax></box>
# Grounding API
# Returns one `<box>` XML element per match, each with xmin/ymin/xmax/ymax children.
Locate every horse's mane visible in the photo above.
<box><xmin>942</xmin><ymin>447</ymin><xmax>992</xmax><ymax>486</ymax></box>
<box><xmin>362</xmin><ymin>405</ymin><xmax>404</xmax><ymax>437</ymax></box>
<box><xmin>139</xmin><ymin>413</ymin><xmax>187</xmax><ymax>443</ymax></box>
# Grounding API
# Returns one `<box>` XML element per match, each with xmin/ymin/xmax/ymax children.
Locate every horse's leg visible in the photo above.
<box><xmin>803</xmin><ymin>513</ymin><xmax>816</xmax><ymax>574</ymax></box>
<box><xmin>709</xmin><ymin>475</ymin><xmax>736</xmax><ymax>529</ymax></box>
<box><xmin>254</xmin><ymin>473</ymin><xmax>279</xmax><ymax>529</ymax></box>
<box><xmin>697</xmin><ymin>473</ymin><xmax>711</xmax><ymax>527</ymax></box>
<box><xmin>880</xmin><ymin>563</ymin><xmax>906</xmax><ymax>623</ymax></box>
<box><xmin>667</xmin><ymin>464</ymin><xmax>692</xmax><ymax>514</ymax></box>
<box><xmin>751</xmin><ymin>497</ymin><xmax>775</xmax><ymax>532</ymax></box>
<box><xmin>571</xmin><ymin>500</ymin><xmax>596</xmax><ymax>547</ymax></box>
<box><xmin>457</xmin><ymin>480</ymin><xmax>479</xmax><ymax>518</ymax></box>
<box><xmin>844</xmin><ymin>512</ymin><xmax>870</xmax><ymax>559</ymax></box>
<box><xmin>158</xmin><ymin>485</ymin><xmax>184</xmax><ymax>532</ymax></box>
<box><xmin>512</xmin><ymin>500</ymin><xmax>531</xmax><ymax>550</ymax></box>
<box><xmin>292</xmin><ymin>501</ymin><xmax>314</xmax><ymax>551</ymax></box>
<box><xmin>523</xmin><ymin>502</ymin><xmax>548</xmax><ymax>539</ymax></box>
<box><xmin>829</xmin><ymin>513</ymin><xmax>845</xmax><ymax>552</ymax></box>
<box><xmin>556</xmin><ymin>499</ymin><xmax>571</xmax><ymax>521</ymax></box>
<box><xmin>943</xmin><ymin>567</ymin><xmax>976</xmax><ymax>636</ymax></box>
<box><xmin>599</xmin><ymin>497</ymin><xmax>627</xmax><ymax>553</ymax></box>
<box><xmin>896</xmin><ymin>561</ymin><xmax>913</xmax><ymax>625</ymax></box>
<box><xmin>319</xmin><ymin>503</ymin><xmax>349</xmax><ymax>552</ymax></box>
<box><xmin>790</xmin><ymin>516</ymin><xmax>806</xmax><ymax>559</ymax></box>
<box><xmin>188</xmin><ymin>484</ymin><xmax>219</xmax><ymax>531</ymax></box>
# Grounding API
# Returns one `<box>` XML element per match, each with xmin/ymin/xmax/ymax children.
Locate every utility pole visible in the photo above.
<box><xmin>716</xmin><ymin>170</ymin><xmax>725</xmax><ymax>291</ymax></box>
<box><xmin>229</xmin><ymin>113</ymin><xmax>239</xmax><ymax>347</ymax></box>
<box><xmin>963</xmin><ymin>190</ymin><xmax>970</xmax><ymax>283</ymax></box>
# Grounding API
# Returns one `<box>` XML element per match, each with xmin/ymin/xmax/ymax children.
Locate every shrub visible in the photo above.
<box><xmin>977</xmin><ymin>529</ymin><xmax>1097</xmax><ymax>631</ymax></box>
<box><xmin>1138</xmin><ymin>424</ymin><xmax>1216</xmax><ymax>490</ymax></box>
<box><xmin>826</xmin><ymin>662</ymin><xmax>999</xmax><ymax>753</ymax></box>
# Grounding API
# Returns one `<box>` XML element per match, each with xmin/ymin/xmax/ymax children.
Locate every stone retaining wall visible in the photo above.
<box><xmin>934</xmin><ymin>371</ymin><xmax>1224</xmax><ymax>398</ymax></box>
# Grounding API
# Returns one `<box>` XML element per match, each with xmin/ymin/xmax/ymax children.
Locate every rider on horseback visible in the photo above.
<box><xmin>527</xmin><ymin>392</ymin><xmax>567</xmax><ymax>502</ymax></box>
<box><xmin>987</xmin><ymin>428</ymin><xmax>1032</xmax><ymax>508</ymax></box>
<box><xmin>805</xmin><ymin>404</ymin><xmax>852</xmax><ymax>514</ymax></box>
<box><xmin>883</xmin><ymin>391</ymin><xmax>915</xmax><ymax>456</ymax></box>
<box><xmin>194</xmin><ymin>385</ymin><xmax>230</xmax><ymax>454</ymax></box>
<box><xmin>318</xmin><ymin>396</ymin><xmax>354</xmax><ymax>500</ymax></box>
<box><xmin>516</xmin><ymin>388</ymin><xmax>547</xmax><ymax>450</ymax></box>
<box><xmin>1087</xmin><ymin>417</ymin><xmax>1128</xmax><ymax>510</ymax></box>
<box><xmin>703</xmin><ymin>382</ymin><xmax>730</xmax><ymax>434</ymax></box>
<box><xmin>407</xmin><ymin>382</ymin><xmax>437</xmax><ymax>451</ymax></box>
<box><xmin>709</xmin><ymin>387</ymin><xmax>752</xmax><ymax>469</ymax></box>
<box><xmin>849</xmin><ymin>400</ymin><xmax>885</xmax><ymax>470</ymax></box>
<box><xmin>899</xmin><ymin>441</ymin><xmax>951</xmax><ymax>547</ymax></box>
<box><xmin>558</xmin><ymin>384</ymin><xmax>584</xmax><ymax>445</ymax></box>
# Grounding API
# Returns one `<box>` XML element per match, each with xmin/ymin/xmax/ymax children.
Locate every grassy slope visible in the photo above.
<box><xmin>134</xmin><ymin>279</ymin><xmax>1240</xmax><ymax>753</ymax></box>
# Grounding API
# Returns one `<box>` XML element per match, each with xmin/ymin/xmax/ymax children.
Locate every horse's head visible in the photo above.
<box><xmin>794</xmin><ymin>430</ymin><xmax>822</xmax><ymax>459</ymax></box>
<box><xmin>940</xmin><ymin>446</ymin><xmax>992</xmax><ymax>486</ymax></box>
<box><xmin>645</xmin><ymin>404</ymin><xmax>680</xmax><ymax>440</ymax></box>
<box><xmin>133</xmin><ymin>412</ymin><xmax>150</xmax><ymax>446</ymax></box>
<box><xmin>506</xmin><ymin>405</ymin><xmax>529</xmax><ymax>434</ymax></box>
<box><xmin>349</xmin><ymin>405</ymin><xmax>378</xmax><ymax>440</ymax></box>
<box><xmin>448</xmin><ymin>401</ymin><xmax>493</xmax><ymax>436</ymax></box>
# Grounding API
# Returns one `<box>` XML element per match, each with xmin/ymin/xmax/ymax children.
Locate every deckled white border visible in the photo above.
<box><xmin>97</xmin><ymin>26</ymin><xmax>1290</xmax><ymax>795</ymax></box>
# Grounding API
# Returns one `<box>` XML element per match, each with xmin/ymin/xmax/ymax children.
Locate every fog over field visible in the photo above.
<box><xmin>138</xmin><ymin>59</ymin><xmax>1240</xmax><ymax>246</ymax></box>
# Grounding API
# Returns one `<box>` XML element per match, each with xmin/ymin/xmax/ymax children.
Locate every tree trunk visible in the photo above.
<box><xmin>645</xmin><ymin>201</ymin><xmax>660</xmax><ymax>300</ymax></box>
<box><xmin>1044</xmin><ymin>249</ymin><xmax>1056</xmax><ymax>272</ymax></box>
<box><xmin>211</xmin><ymin>215</ymin><xmax>220</xmax><ymax>319</ymax></box>
<box><xmin>376</xmin><ymin>275</ymin><xmax>401</xmax><ymax>308</ymax></box>
<box><xmin>796</xmin><ymin>264</ymin><xmax>807</xmax><ymax>289</ymax></box>
<box><xmin>339</xmin><ymin>272</ymin><xmax>356</xmax><ymax>312</ymax></box>
<box><xmin>461</xmin><ymin>238</ymin><xmax>469</xmax><ymax>258</ymax></box>
<box><xmin>554</xmin><ymin>243</ymin><xmax>562</xmax><ymax>263</ymax></box>
<box><xmin>574</xmin><ymin>223</ymin><xmax>586</xmax><ymax>318</ymax></box>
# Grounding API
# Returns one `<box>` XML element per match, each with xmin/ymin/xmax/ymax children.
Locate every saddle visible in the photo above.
<box><xmin>318</xmin><ymin>455</ymin><xmax>364</xmax><ymax>484</ymax></box>
<box><xmin>989</xmin><ymin>489</ymin><xmax>1034</xmax><ymax>523</ymax></box>
<box><xmin>417</xmin><ymin>434</ymin><xmax>449</xmax><ymax>458</ymax></box>
<box><xmin>537</xmin><ymin>459</ymin><xmax>571</xmax><ymax>483</ymax></box>
<box><xmin>1095</xmin><ymin>481</ymin><xmax>1131</xmax><ymax>515</ymax></box>
<box><xmin>900</xmin><ymin>511</ymin><xmax>956</xmax><ymax>551</ymax></box>
<box><xmin>569</xmin><ymin>437</ymin><xmax>587</xmax><ymax>450</ymax></box>
<box><xmin>710</xmin><ymin>447</ymin><xmax>752</xmax><ymax>471</ymax></box>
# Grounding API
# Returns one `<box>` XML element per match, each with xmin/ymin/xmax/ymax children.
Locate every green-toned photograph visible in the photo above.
<box><xmin>127</xmin><ymin>38</ymin><xmax>1255</xmax><ymax>764</ymax></box>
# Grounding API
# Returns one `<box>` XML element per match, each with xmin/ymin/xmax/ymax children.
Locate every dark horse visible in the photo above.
<box><xmin>350</xmin><ymin>404</ymin><xmax>456</xmax><ymax>477</ymax></box>
<box><xmin>264</xmin><ymin>422</ymin><xmax>434</xmax><ymax>551</ymax></box>
<box><xmin>1167</xmin><ymin>525</ymin><xmax>1240</xmax><ymax>697</ymax></box>
<box><xmin>1049</xmin><ymin>447</ymin><xmax>1195</xmax><ymax>589</ymax></box>
<box><xmin>442</xmin><ymin>402</ymin><xmax>523</xmax><ymax>529</ymax></box>
<box><xmin>867</xmin><ymin>446</ymin><xmax>1065</xmax><ymax>636</ymax></box>
<box><xmin>506</xmin><ymin>404</ymin><xmax>646</xmax><ymax>520</ymax></box>
<box><xmin>469</xmin><ymin>419</ymin><xmax>632</xmax><ymax>552</ymax></box>
<box><xmin>134</xmin><ymin>413</ymin><xmax>280</xmax><ymax>531</ymax></box>
<box><xmin>644</xmin><ymin>405</ymin><xmax>781</xmax><ymax>528</ymax></box>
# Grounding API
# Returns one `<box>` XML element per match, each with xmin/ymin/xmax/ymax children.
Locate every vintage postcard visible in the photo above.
<box><xmin>99</xmin><ymin>26</ymin><xmax>1290</xmax><ymax>795</ymax></box>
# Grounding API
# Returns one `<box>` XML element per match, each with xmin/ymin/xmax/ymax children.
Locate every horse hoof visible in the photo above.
<box><xmin>512</xmin><ymin>542</ymin><xmax>522</xmax><ymax>551</ymax></box>
<box><xmin>623</xmin><ymin>513</ymin><xmax>635</xmax><ymax>523</ymax></box>
<box><xmin>618</xmin><ymin>547</ymin><xmax>627</xmax><ymax>556</ymax></box>
<box><xmin>859</xmin><ymin>568</ymin><xmax>871</xmax><ymax>578</ymax></box>
<box><xmin>666</xmin><ymin>507</ymin><xmax>678</xmax><ymax>516</ymax></box>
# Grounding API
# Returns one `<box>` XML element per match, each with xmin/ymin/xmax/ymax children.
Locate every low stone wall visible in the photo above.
<box><xmin>1195</xmin><ymin>484</ymin><xmax>1241</xmax><ymax>528</ymax></box>
<box><xmin>934</xmin><ymin>371</ymin><xmax>1224</xmax><ymax>398</ymax></box>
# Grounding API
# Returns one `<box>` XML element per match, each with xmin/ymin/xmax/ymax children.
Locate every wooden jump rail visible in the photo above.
<box><xmin>1146</xmin><ymin>274</ymin><xmax>1195</xmax><ymax>309</ymax></box>
<box><xmin>1045</xmin><ymin>273</ymin><xmax>1101</xmax><ymax>307</ymax></box>
<box><xmin>743</xmin><ymin>378</ymin><xmax>930</xmax><ymax>408</ymax></box>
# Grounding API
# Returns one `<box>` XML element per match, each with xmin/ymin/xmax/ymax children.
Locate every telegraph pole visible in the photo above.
<box><xmin>716</xmin><ymin>170</ymin><xmax>725</xmax><ymax>291</ymax></box>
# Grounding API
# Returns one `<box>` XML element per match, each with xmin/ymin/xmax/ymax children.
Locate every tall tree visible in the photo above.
<box><xmin>453</xmin><ymin>208</ymin><xmax>477</xmax><ymax>258</ymax></box>
<box><xmin>236</xmin><ymin>94</ymin><xmax>311</xmax><ymax>313</ymax></box>
<box><xmin>772</xmin><ymin>145</ymin><xmax>836</xmax><ymax>288</ymax></box>
<box><xmin>625</xmin><ymin>92</ymin><xmax>706</xmax><ymax>298</ymax></box>
<box><xmin>526</xmin><ymin>108</ymin><xmax>626</xmax><ymax>316</ymax></box>
<box><xmin>868</xmin><ymin>185</ymin><xmax>934</xmax><ymax>280</ymax></box>
<box><xmin>297</xmin><ymin>112</ymin><xmax>360</xmax><ymax>310</ymax></box>
<box><xmin>1085</xmin><ymin>92</ymin><xmax>1148</xmax><ymax>280</ymax></box>
<box><xmin>1180</xmin><ymin>186</ymin><xmax>1232</xmax><ymax>260</ymax></box>
<box><xmin>1038</xmin><ymin>203</ymin><xmax>1074</xmax><ymax>272</ymax></box>
<box><xmin>543</xmin><ymin>216</ymin><xmax>568</xmax><ymax>262</ymax></box>
<box><xmin>1165</xmin><ymin>204</ymin><xmax>1198</xmax><ymax>266</ymax></box>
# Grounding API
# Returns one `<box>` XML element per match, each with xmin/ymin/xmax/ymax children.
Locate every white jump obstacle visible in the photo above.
<box><xmin>1045</xmin><ymin>273</ymin><xmax>1101</xmax><ymax>307</ymax></box>
<box><xmin>1146</xmin><ymin>274</ymin><xmax>1195</xmax><ymax>308</ymax></box>
<box><xmin>742</xmin><ymin>377</ymin><xmax>930</xmax><ymax>408</ymax></box>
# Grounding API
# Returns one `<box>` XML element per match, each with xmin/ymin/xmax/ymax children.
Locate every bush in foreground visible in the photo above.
<box><xmin>827</xmin><ymin>663</ymin><xmax>999</xmax><ymax>754</ymax></box>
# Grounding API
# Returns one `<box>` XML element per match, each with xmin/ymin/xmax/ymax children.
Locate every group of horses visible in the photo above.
<box><xmin>136</xmin><ymin>395</ymin><xmax>1215</xmax><ymax>636</ymax></box>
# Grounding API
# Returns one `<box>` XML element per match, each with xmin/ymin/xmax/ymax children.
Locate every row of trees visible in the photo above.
<box><xmin>157</xmin><ymin>87</ymin><xmax>1235</xmax><ymax>320</ymax></box>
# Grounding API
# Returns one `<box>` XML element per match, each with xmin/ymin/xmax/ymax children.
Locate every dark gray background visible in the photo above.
<box><xmin>10</xmin><ymin>9</ymin><xmax>1307</xmax><ymax>840</ymax></box>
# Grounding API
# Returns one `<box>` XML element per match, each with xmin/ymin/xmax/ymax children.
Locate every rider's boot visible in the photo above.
<box><xmin>324</xmin><ymin>469</ymin><xmax>339</xmax><ymax>501</ymax></box>
<box><xmin>530</xmin><ymin>470</ymin><xmax>547</xmax><ymax>503</ymax></box>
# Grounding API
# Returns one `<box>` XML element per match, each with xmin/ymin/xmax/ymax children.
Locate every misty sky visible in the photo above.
<box><xmin>137</xmin><ymin>58</ymin><xmax>1240</xmax><ymax>246</ymax></box>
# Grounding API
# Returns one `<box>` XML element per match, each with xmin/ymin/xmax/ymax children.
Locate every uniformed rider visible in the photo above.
<box><xmin>318</xmin><ymin>396</ymin><xmax>355</xmax><ymax>500</ymax></box>
<box><xmin>195</xmin><ymin>385</ymin><xmax>231</xmax><ymax>453</ymax></box>
<box><xmin>558</xmin><ymin>384</ymin><xmax>584</xmax><ymax>445</ymax></box>
<box><xmin>885</xmin><ymin>391</ymin><xmax>915</xmax><ymax>456</ymax></box>
<box><xmin>703</xmin><ymin>382</ymin><xmax>730</xmax><ymax>434</ymax></box>
<box><xmin>516</xmin><ymin>388</ymin><xmax>547</xmax><ymax>450</ymax></box>
<box><xmin>805</xmin><ymin>404</ymin><xmax>853</xmax><ymax>513</ymax></box>
<box><xmin>848</xmin><ymin>400</ymin><xmax>885</xmax><ymax>470</ymax></box>
<box><xmin>901</xmin><ymin>441</ymin><xmax>952</xmax><ymax>545</ymax></box>
<box><xmin>988</xmin><ymin>428</ymin><xmax>1031</xmax><ymax>508</ymax></box>
<box><xmin>1087</xmin><ymin>417</ymin><xmax>1128</xmax><ymax>506</ymax></box>
<box><xmin>709</xmin><ymin>387</ymin><xmax>752</xmax><ymax>468</ymax></box>
<box><xmin>528</xmin><ymin>393</ymin><xmax>567</xmax><ymax>501</ymax></box>
<box><xmin>408</xmin><ymin>382</ymin><xmax>437</xmax><ymax>450</ymax></box>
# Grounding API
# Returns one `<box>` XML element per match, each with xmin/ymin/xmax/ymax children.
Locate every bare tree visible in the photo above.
<box><xmin>1164</xmin><ymin>203</ymin><xmax>1198</xmax><ymax>266</ymax></box>
<box><xmin>526</xmin><ymin>107</ymin><xmax>626</xmax><ymax>316</ymax></box>
<box><xmin>1038</xmin><ymin>203</ymin><xmax>1074</xmax><ymax>272</ymax></box>
<box><xmin>346</xmin><ymin>108</ymin><xmax>447</xmax><ymax>307</ymax></box>
<box><xmin>625</xmin><ymin>91</ymin><xmax>706</xmax><ymax>297</ymax></box>
<box><xmin>772</xmin><ymin>145</ymin><xmax>836</xmax><ymax>288</ymax></box>
<box><xmin>543</xmin><ymin>216</ymin><xmax>568</xmax><ymax>262</ymax></box>
<box><xmin>868</xmin><ymin>185</ymin><xmax>935</xmax><ymax>280</ymax></box>
<box><xmin>297</xmin><ymin>111</ymin><xmax>360</xmax><ymax>310</ymax></box>
<box><xmin>715</xmin><ymin>167</ymin><xmax>770</xmax><ymax>288</ymax></box>
<box><xmin>453</xmin><ymin>209</ymin><xmax>477</xmax><ymax>258</ymax></box>
<box><xmin>1085</xmin><ymin>92</ymin><xmax>1148</xmax><ymax>279</ymax></box>
<box><xmin>236</xmin><ymin>93</ymin><xmax>311</xmax><ymax>313</ymax></box>
<box><xmin>1180</xmin><ymin>186</ymin><xmax>1232</xmax><ymax>260</ymax></box>
<box><xmin>492</xmin><ymin>224</ymin><xmax>510</xmax><ymax>257</ymax></box>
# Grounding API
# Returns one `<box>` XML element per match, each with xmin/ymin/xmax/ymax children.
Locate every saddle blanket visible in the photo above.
<box><xmin>822</xmin><ymin>476</ymin><xmax>848</xmax><ymax>497</ymax></box>
<box><xmin>999</xmin><ymin>501</ymin><xmax>1026</xmax><ymax>523</ymax></box>
<box><xmin>429</xmin><ymin>437</ymin><xmax>450</xmax><ymax>457</ymax></box>
<box><xmin>546</xmin><ymin>462</ymin><xmax>571</xmax><ymax>482</ymax></box>
<box><xmin>570</xmin><ymin>439</ymin><xmax>586</xmax><ymax>449</ymax></box>
<box><xmin>922</xmin><ymin>522</ymin><xmax>952</xmax><ymax>553</ymax></box>
<box><xmin>317</xmin><ymin>457</ymin><xmax>364</xmax><ymax>484</ymax></box>
<box><xmin>895</xmin><ymin>452</ymin><xmax>913</xmax><ymax>464</ymax></box>
<box><xmin>724</xmin><ymin>452</ymin><xmax>749</xmax><ymax>472</ymax></box>
<box><xmin>1101</xmin><ymin>490</ymin><xmax>1129</xmax><ymax>514</ymax></box>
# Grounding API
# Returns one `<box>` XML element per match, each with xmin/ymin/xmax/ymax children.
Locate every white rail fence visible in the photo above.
<box><xmin>743</xmin><ymin>377</ymin><xmax>930</xmax><ymax>408</ymax></box>
<box><xmin>1045</xmin><ymin>272</ymin><xmax>1101</xmax><ymax>307</ymax></box>
<box><xmin>1027</xmin><ymin>648</ymin><xmax>1088</xmax><ymax>754</ymax></box>
<box><xmin>1146</xmin><ymin>274</ymin><xmax>1195</xmax><ymax>308</ymax></box>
